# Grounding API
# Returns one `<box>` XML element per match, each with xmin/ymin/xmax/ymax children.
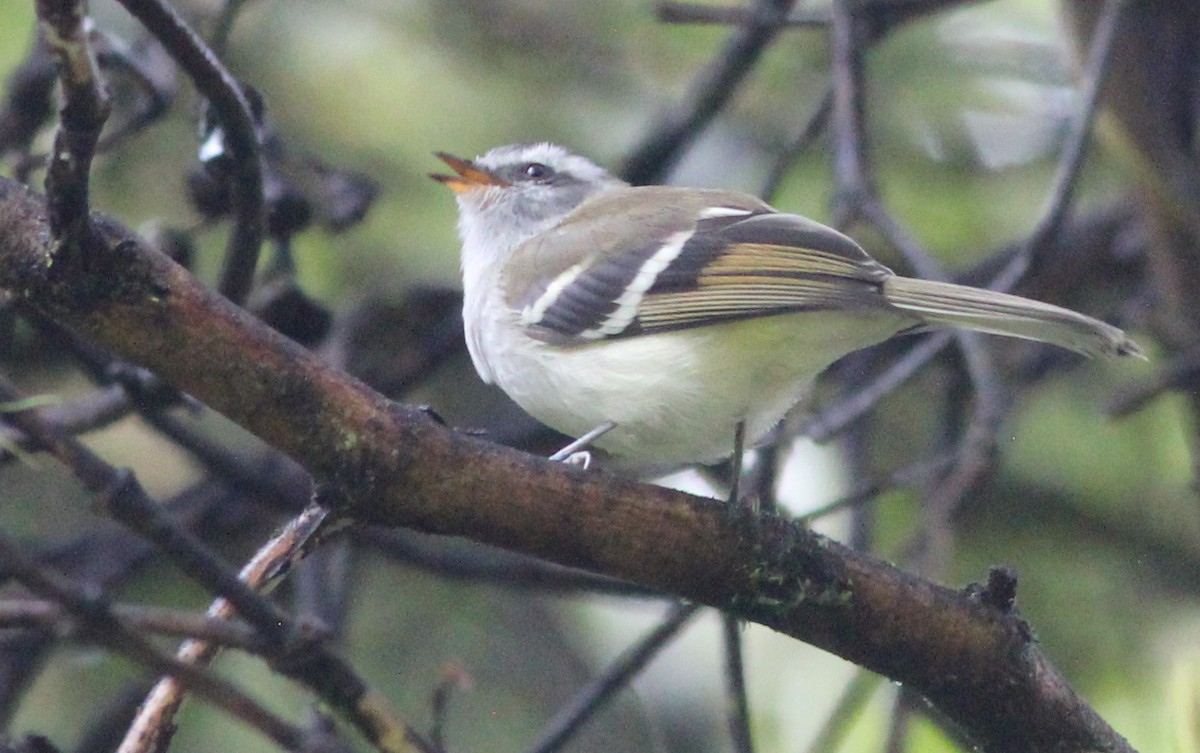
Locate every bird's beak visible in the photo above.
<box><xmin>430</xmin><ymin>152</ymin><xmax>510</xmax><ymax>193</ymax></box>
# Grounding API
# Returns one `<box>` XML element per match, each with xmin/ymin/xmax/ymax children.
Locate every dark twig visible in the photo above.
<box><xmin>18</xmin><ymin>305</ymin><xmax>314</xmax><ymax>509</ymax></box>
<box><xmin>827</xmin><ymin>0</ymin><xmax>1001</xmax><ymax>446</ymax></box>
<box><xmin>88</xmin><ymin>30</ymin><xmax>176</xmax><ymax>157</ymax></box>
<box><xmin>722</xmin><ymin>616</ymin><xmax>754</xmax><ymax>753</ymax></box>
<box><xmin>0</xmin><ymin>527</ymin><xmax>315</xmax><ymax>751</ymax></box>
<box><xmin>659</xmin><ymin>0</ymin><xmax>984</xmax><ymax>30</ymax></box>
<box><xmin>116</xmin><ymin>506</ymin><xmax>331</xmax><ymax>753</ymax></box>
<box><xmin>113</xmin><ymin>0</ymin><xmax>264</xmax><ymax>305</ymax></box>
<box><xmin>0</xmin><ymin>37</ymin><xmax>57</xmax><ymax>178</ymax></box>
<box><xmin>74</xmin><ymin>681</ymin><xmax>159</xmax><ymax>753</ymax></box>
<box><xmin>800</xmin><ymin>670</ymin><xmax>883</xmax><ymax>753</ymax></box>
<box><xmin>0</xmin><ymin>599</ymin><xmax>267</xmax><ymax>651</ymax></box>
<box><xmin>292</xmin><ymin>536</ymin><xmax>353</xmax><ymax>637</ymax></box>
<box><xmin>0</xmin><ymin>374</ymin><xmax>298</xmax><ymax>645</ymax></box>
<box><xmin>860</xmin><ymin>199</ymin><xmax>1005</xmax><ymax>475</ymax></box>
<box><xmin>840</xmin><ymin>418</ymin><xmax>876</xmax><ymax>551</ymax></box>
<box><xmin>883</xmin><ymin>689</ymin><xmax>915</xmax><ymax>753</ymax></box>
<box><xmin>525</xmin><ymin>603</ymin><xmax>702</xmax><ymax>753</ymax></box>
<box><xmin>793</xmin><ymin>450</ymin><xmax>958</xmax><ymax>524</ymax></box>
<box><xmin>119</xmin><ymin>503</ymin><xmax>427</xmax><ymax>753</ymax></box>
<box><xmin>0</xmin><ymin>375</ymin><xmax>420</xmax><ymax>753</ymax></box>
<box><xmin>0</xmin><ymin>475</ymin><xmax>257</xmax><ymax>723</ymax></box>
<box><xmin>760</xmin><ymin>85</ymin><xmax>833</xmax><ymax>202</ymax></box>
<box><xmin>802</xmin><ymin>0</ymin><xmax>1127</xmax><ymax>443</ymax></box>
<box><xmin>0</xmin><ymin>385</ymin><xmax>129</xmax><ymax>461</ymax></box>
<box><xmin>798</xmin><ymin>332</ymin><xmax>952</xmax><ymax>441</ymax></box>
<box><xmin>1110</xmin><ymin>342</ymin><xmax>1200</xmax><ymax>416</ymax></box>
<box><xmin>827</xmin><ymin>0</ymin><xmax>873</xmax><ymax>227</ymax></box>
<box><xmin>912</xmin><ymin>379</ymin><xmax>1007</xmax><ymax>574</ymax></box>
<box><xmin>658</xmin><ymin>2</ymin><xmax>825</xmax><ymax>26</ymax></box>
<box><xmin>826</xmin><ymin>0</ymin><xmax>1004</xmax><ymax>577</ymax></box>
<box><xmin>623</xmin><ymin>0</ymin><xmax>798</xmax><ymax>184</ymax></box>
<box><xmin>34</xmin><ymin>0</ymin><xmax>112</xmax><ymax>256</ymax></box>
<box><xmin>210</xmin><ymin>0</ymin><xmax>252</xmax><ymax>55</ymax></box>
<box><xmin>145</xmin><ymin>408</ymin><xmax>312</xmax><ymax>510</ymax></box>
<box><xmin>989</xmin><ymin>0</ymin><xmax>1127</xmax><ymax>293</ymax></box>
<box><xmin>358</xmin><ymin>527</ymin><xmax>661</xmax><ymax>598</ymax></box>
<box><xmin>430</xmin><ymin>663</ymin><xmax>471</xmax><ymax>753</ymax></box>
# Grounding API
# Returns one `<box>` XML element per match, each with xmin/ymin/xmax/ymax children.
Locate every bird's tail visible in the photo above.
<box><xmin>882</xmin><ymin>276</ymin><xmax>1144</xmax><ymax>359</ymax></box>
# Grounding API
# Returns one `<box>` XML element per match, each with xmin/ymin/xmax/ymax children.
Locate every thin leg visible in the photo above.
<box><xmin>549</xmin><ymin>421</ymin><xmax>617</xmax><ymax>466</ymax></box>
<box><xmin>727</xmin><ymin>421</ymin><xmax>746</xmax><ymax>507</ymax></box>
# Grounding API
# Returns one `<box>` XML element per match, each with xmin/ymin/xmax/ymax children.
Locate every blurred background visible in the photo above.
<box><xmin>0</xmin><ymin>0</ymin><xmax>1195</xmax><ymax>751</ymax></box>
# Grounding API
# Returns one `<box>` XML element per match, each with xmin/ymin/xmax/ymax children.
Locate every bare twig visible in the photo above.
<box><xmin>883</xmin><ymin>689</ymin><xmax>915</xmax><ymax>753</ymax></box>
<box><xmin>358</xmin><ymin>527</ymin><xmax>661</xmax><ymax>598</ymax></box>
<box><xmin>658</xmin><ymin>2</ymin><xmax>826</xmax><ymax>27</ymax></box>
<box><xmin>860</xmin><ymin>201</ymin><xmax>1005</xmax><ymax>565</ymax></box>
<box><xmin>0</xmin><ymin>375</ymin><xmax>299</xmax><ymax>641</ymax></box>
<box><xmin>760</xmin><ymin>85</ymin><xmax>833</xmax><ymax>201</ymax></box>
<box><xmin>808</xmin><ymin>0</ymin><xmax>1128</xmax><ymax>439</ymax></box>
<box><xmin>0</xmin><ymin>372</ymin><xmax>421</xmax><ymax>753</ymax></box>
<box><xmin>210</xmin><ymin>0</ymin><xmax>252</xmax><ymax>55</ymax></box>
<box><xmin>117</xmin><ymin>503</ymin><xmax>335</xmax><ymax>753</ymax></box>
<box><xmin>0</xmin><ymin>36</ymin><xmax>57</xmax><ymax>177</ymax></box>
<box><xmin>525</xmin><ymin>604</ymin><xmax>702</xmax><ymax>753</ymax></box>
<box><xmin>797</xmin><ymin>332</ymin><xmax>953</xmax><ymax>441</ymax></box>
<box><xmin>622</xmin><ymin>0</ymin><xmax>798</xmax><ymax>184</ymax></box>
<box><xmin>793</xmin><ymin>450</ymin><xmax>958</xmax><ymax>524</ymax></box>
<box><xmin>990</xmin><ymin>0</ymin><xmax>1128</xmax><ymax>293</ymax></box>
<box><xmin>722</xmin><ymin>615</ymin><xmax>754</xmax><ymax>753</ymax></box>
<box><xmin>34</xmin><ymin>0</ymin><xmax>111</xmax><ymax>255</ymax></box>
<box><xmin>658</xmin><ymin>0</ymin><xmax>986</xmax><ymax>30</ymax></box>
<box><xmin>800</xmin><ymin>670</ymin><xmax>884</xmax><ymax>753</ymax></box>
<box><xmin>113</xmin><ymin>0</ymin><xmax>264</xmax><ymax>305</ymax></box>
<box><xmin>429</xmin><ymin>663</ymin><xmax>471</xmax><ymax>753</ymax></box>
<box><xmin>88</xmin><ymin>29</ymin><xmax>176</xmax><ymax>156</ymax></box>
<box><xmin>118</xmin><ymin>504</ymin><xmax>428</xmax><ymax>753</ymax></box>
<box><xmin>825</xmin><ymin>0</ymin><xmax>1003</xmax><ymax>556</ymax></box>
<box><xmin>0</xmin><ymin>527</ymin><xmax>316</xmax><ymax>751</ymax></box>
<box><xmin>828</xmin><ymin>0</ymin><xmax>873</xmax><ymax>228</ymax></box>
<box><xmin>0</xmin><ymin>385</ymin><xmax>129</xmax><ymax>461</ymax></box>
<box><xmin>0</xmin><ymin>599</ymin><xmax>267</xmax><ymax>651</ymax></box>
<box><xmin>1110</xmin><ymin>342</ymin><xmax>1200</xmax><ymax>416</ymax></box>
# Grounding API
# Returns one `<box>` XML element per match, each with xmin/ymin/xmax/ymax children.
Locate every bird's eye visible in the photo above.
<box><xmin>523</xmin><ymin>162</ymin><xmax>552</xmax><ymax>180</ymax></box>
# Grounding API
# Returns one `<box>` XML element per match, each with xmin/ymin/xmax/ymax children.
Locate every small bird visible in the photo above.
<box><xmin>433</xmin><ymin>143</ymin><xmax>1142</xmax><ymax>467</ymax></box>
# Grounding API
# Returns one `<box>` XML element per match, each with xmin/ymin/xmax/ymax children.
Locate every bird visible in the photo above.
<box><xmin>432</xmin><ymin>142</ymin><xmax>1143</xmax><ymax>468</ymax></box>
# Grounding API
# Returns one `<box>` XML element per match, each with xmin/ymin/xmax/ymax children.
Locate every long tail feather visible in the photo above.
<box><xmin>883</xmin><ymin>276</ymin><xmax>1144</xmax><ymax>359</ymax></box>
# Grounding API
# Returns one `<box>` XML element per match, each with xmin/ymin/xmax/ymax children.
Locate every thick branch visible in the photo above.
<box><xmin>0</xmin><ymin>178</ymin><xmax>1133</xmax><ymax>753</ymax></box>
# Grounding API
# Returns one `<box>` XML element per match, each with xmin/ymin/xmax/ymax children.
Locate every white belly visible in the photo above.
<box><xmin>471</xmin><ymin>305</ymin><xmax>906</xmax><ymax>466</ymax></box>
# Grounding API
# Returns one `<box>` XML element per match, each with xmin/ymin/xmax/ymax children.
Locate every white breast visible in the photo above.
<box><xmin>473</xmin><ymin>306</ymin><xmax>906</xmax><ymax>467</ymax></box>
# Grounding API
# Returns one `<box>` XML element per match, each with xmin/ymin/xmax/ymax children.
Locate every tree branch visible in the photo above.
<box><xmin>34</xmin><ymin>0</ymin><xmax>110</xmax><ymax>256</ymax></box>
<box><xmin>0</xmin><ymin>177</ymin><xmax>1134</xmax><ymax>753</ymax></box>
<box><xmin>622</xmin><ymin>0</ymin><xmax>797</xmax><ymax>184</ymax></box>
<box><xmin>113</xmin><ymin>0</ymin><xmax>264</xmax><ymax>305</ymax></box>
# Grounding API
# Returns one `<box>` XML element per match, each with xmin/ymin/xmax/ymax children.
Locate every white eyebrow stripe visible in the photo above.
<box><xmin>580</xmin><ymin>230</ymin><xmax>694</xmax><ymax>339</ymax></box>
<box><xmin>522</xmin><ymin>262</ymin><xmax>587</xmax><ymax>326</ymax></box>
<box><xmin>698</xmin><ymin>206</ymin><xmax>755</xmax><ymax>219</ymax></box>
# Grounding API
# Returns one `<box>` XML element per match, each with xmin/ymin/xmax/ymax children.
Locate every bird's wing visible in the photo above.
<box><xmin>508</xmin><ymin>187</ymin><xmax>899</xmax><ymax>344</ymax></box>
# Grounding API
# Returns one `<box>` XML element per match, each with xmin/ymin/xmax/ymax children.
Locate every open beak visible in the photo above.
<box><xmin>430</xmin><ymin>152</ymin><xmax>510</xmax><ymax>193</ymax></box>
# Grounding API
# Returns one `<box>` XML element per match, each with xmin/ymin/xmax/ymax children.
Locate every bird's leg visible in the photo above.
<box><xmin>548</xmin><ymin>421</ymin><xmax>617</xmax><ymax>469</ymax></box>
<box><xmin>727</xmin><ymin>421</ymin><xmax>748</xmax><ymax>509</ymax></box>
<box><xmin>725</xmin><ymin>421</ymin><xmax>762</xmax><ymax>515</ymax></box>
